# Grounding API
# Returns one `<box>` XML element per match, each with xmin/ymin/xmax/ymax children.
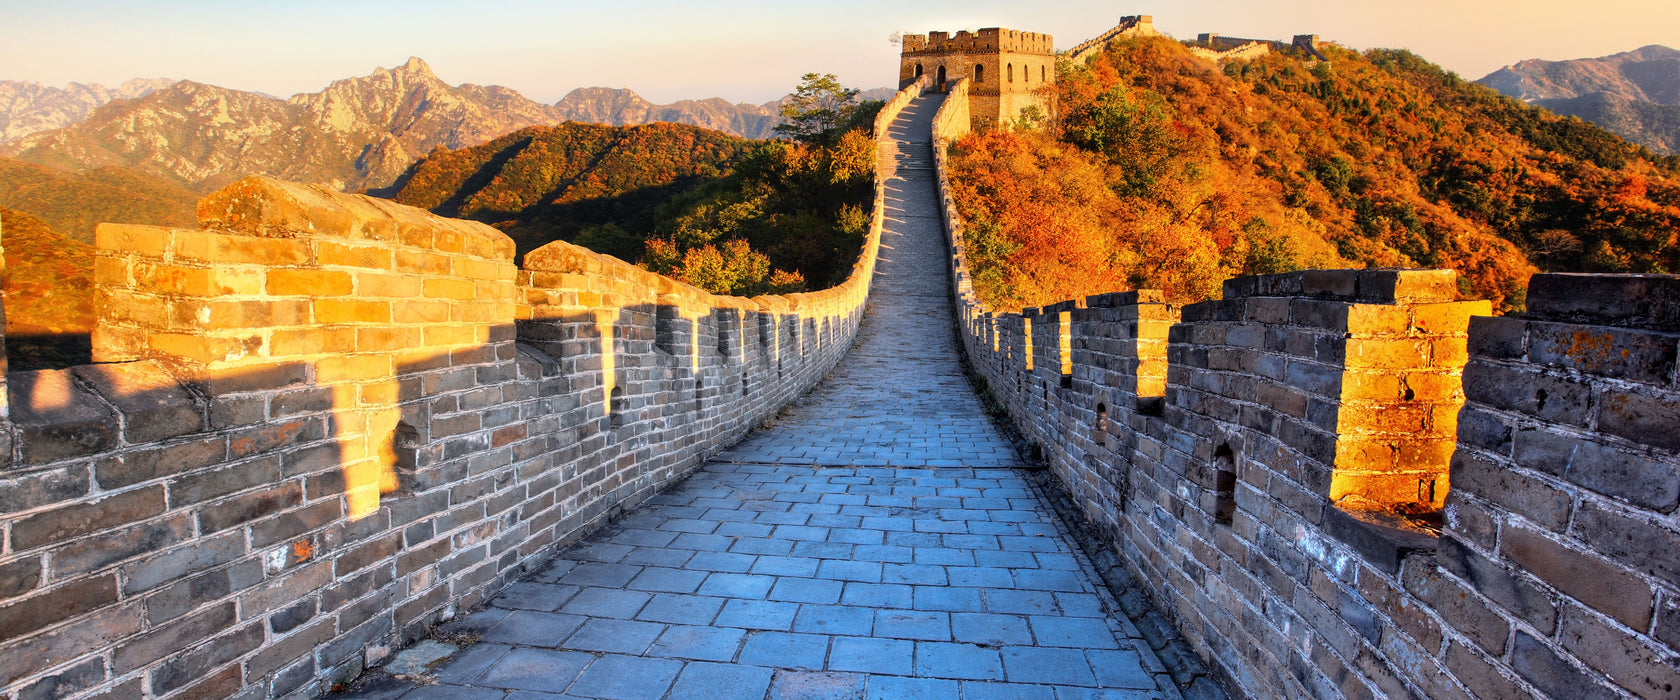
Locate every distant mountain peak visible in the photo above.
<box><xmin>0</xmin><ymin>77</ymin><xmax>179</xmax><ymax>143</ymax></box>
<box><xmin>1477</xmin><ymin>44</ymin><xmax>1680</xmax><ymax>154</ymax></box>
<box><xmin>390</xmin><ymin>56</ymin><xmax>440</xmax><ymax>82</ymax></box>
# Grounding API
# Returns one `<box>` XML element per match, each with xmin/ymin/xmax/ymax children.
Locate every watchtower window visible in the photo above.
<box><xmin>975</xmin><ymin>65</ymin><xmax>984</xmax><ymax>82</ymax></box>
<box><xmin>1094</xmin><ymin>403</ymin><xmax>1108</xmax><ymax>446</ymax></box>
<box><xmin>1008</xmin><ymin>64</ymin><xmax>1014</xmax><ymax>83</ymax></box>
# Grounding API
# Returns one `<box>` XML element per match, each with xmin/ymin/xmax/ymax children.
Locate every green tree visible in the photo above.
<box><xmin>775</xmin><ymin>73</ymin><xmax>862</xmax><ymax>146</ymax></box>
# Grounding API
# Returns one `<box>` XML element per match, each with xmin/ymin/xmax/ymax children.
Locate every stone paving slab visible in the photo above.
<box><xmin>342</xmin><ymin>93</ymin><xmax>1174</xmax><ymax>700</ymax></box>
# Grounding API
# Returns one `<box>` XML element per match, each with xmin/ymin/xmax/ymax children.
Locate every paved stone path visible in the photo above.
<box><xmin>347</xmin><ymin>95</ymin><xmax>1174</xmax><ymax>700</ymax></box>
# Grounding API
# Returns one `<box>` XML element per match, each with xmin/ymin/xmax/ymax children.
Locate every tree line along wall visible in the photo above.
<box><xmin>932</xmin><ymin>87</ymin><xmax>1680</xmax><ymax>699</ymax></box>
<box><xmin>0</xmin><ymin>79</ymin><xmax>927</xmax><ymax>700</ymax></box>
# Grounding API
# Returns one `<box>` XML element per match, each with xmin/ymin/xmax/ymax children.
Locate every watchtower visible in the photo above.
<box><xmin>900</xmin><ymin>27</ymin><xmax>1054</xmax><ymax>129</ymax></box>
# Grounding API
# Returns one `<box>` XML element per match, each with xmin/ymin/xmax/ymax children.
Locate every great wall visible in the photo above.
<box><xmin>1</xmin><ymin>16</ymin><xmax>1678</xmax><ymax>700</ymax></box>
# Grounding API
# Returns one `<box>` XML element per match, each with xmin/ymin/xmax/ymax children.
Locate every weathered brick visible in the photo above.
<box><xmin>0</xmin><ymin>575</ymin><xmax>118</xmax><ymax>643</ymax></box>
<box><xmin>249</xmin><ymin>499</ymin><xmax>345</xmax><ymax>548</ymax></box>
<box><xmin>1525</xmin><ymin>273</ymin><xmax>1680</xmax><ymax>332</ymax></box>
<box><xmin>315</xmin><ymin>299</ymin><xmax>391</xmax><ymax>324</ymax></box>
<box><xmin>227</xmin><ymin>419</ymin><xmax>327</xmax><ymax>460</ymax></box>
<box><xmin>160</xmin><ymin>663</ymin><xmax>241</xmax><ymax>700</ymax></box>
<box><xmin>1401</xmin><ymin>558</ymin><xmax>1509</xmax><ymax>655</ymax></box>
<box><xmin>0</xmin><ymin>466</ymin><xmax>91</xmax><ymax>514</ymax></box>
<box><xmin>1571</xmin><ymin>501</ymin><xmax>1680</xmax><ymax>589</ymax></box>
<box><xmin>1513</xmin><ymin>429</ymin><xmax>1679</xmax><ymax>512</ymax></box>
<box><xmin>317</xmin><ymin>612</ymin><xmax>392</xmax><ymax>667</ymax></box>
<box><xmin>72</xmin><ymin>361</ymin><xmax>203</xmax><ymax>444</ymax></box>
<box><xmin>74</xmin><ymin>677</ymin><xmax>143</xmax><ymax>700</ymax></box>
<box><xmin>247</xmin><ymin>616</ymin><xmax>333</xmax><ymax>681</ymax></box>
<box><xmin>145</xmin><ymin>567</ymin><xmax>235</xmax><ymax>624</ymax></box>
<box><xmin>1527</xmin><ymin>322</ymin><xmax>1678</xmax><ymax>385</ymax></box>
<box><xmin>112</xmin><ymin>602</ymin><xmax>234</xmax><ymax>673</ymax></box>
<box><xmin>1510</xmin><ymin>630</ymin><xmax>1622</xmax><ymax>700</ymax></box>
<box><xmin>1599</xmin><ymin>389</ymin><xmax>1680</xmax><ymax>453</ymax></box>
<box><xmin>201</xmin><ymin>361</ymin><xmax>310</xmax><ymax>397</ymax></box>
<box><xmin>1437</xmin><ymin>535</ymin><xmax>1557</xmax><ymax>632</ymax></box>
<box><xmin>52</xmin><ymin>514</ymin><xmax>193</xmax><ymax>579</ymax></box>
<box><xmin>168</xmin><ymin>455</ymin><xmax>282</xmax><ymax>505</ymax></box>
<box><xmin>269</xmin><ymin>597</ymin><xmax>318</xmax><ymax>635</ymax></box>
<box><xmin>1455</xmin><ymin>405</ymin><xmax>1513</xmax><ymax>456</ymax></box>
<box><xmin>334</xmin><ymin>532</ymin><xmax>402</xmax><ymax>578</ymax></box>
<box><xmin>270</xmin><ymin>386</ymin><xmax>336</xmax><ymax>417</ymax></box>
<box><xmin>1284</xmin><ymin>360</ymin><xmax>1340</xmax><ymax>398</ymax></box>
<box><xmin>95</xmin><ymin>437</ymin><xmax>227</xmax><ymax>490</ymax></box>
<box><xmin>208</xmin><ymin>394</ymin><xmax>267</xmax><ymax>429</ymax></box>
<box><xmin>119</xmin><ymin>530</ymin><xmax>247</xmax><ymax>594</ymax></box>
<box><xmin>0</xmin><ymin>557</ymin><xmax>44</xmax><ymax>598</ymax></box>
<box><xmin>0</xmin><ymin>602</ymin><xmax>141</xmax><ymax>687</ymax></box>
<box><xmin>150</xmin><ymin>622</ymin><xmax>263</xmax><ymax>694</ymax></box>
<box><xmin>1443</xmin><ymin>640</ymin><xmax>1535</xmax><ymax>700</ymax></box>
<box><xmin>1557</xmin><ymin>604</ymin><xmax>1680</xmax><ymax>700</ymax></box>
<box><xmin>1461</xmin><ymin>360</ymin><xmax>1593</xmax><ymax>427</ymax></box>
<box><xmin>1450</xmin><ymin>451</ymin><xmax>1572</xmax><ymax>531</ymax></box>
<box><xmin>14</xmin><ymin>655</ymin><xmax>107</xmax><ymax>700</ymax></box>
<box><xmin>267</xmin><ymin>269</ymin><xmax>353</xmax><ymax>296</ymax></box>
<box><xmin>239</xmin><ymin>560</ymin><xmax>333</xmax><ymax>618</ymax></box>
<box><xmin>198</xmin><ymin>482</ymin><xmax>304</xmax><ymax>534</ymax></box>
<box><xmin>1467</xmin><ymin>315</ymin><xmax>1527</xmax><ymax>360</ymax></box>
<box><xmin>10</xmin><ymin>485</ymin><xmax>167</xmax><ymax>551</ymax></box>
<box><xmin>9</xmin><ymin>370</ymin><xmax>118</xmax><ymax>464</ymax></box>
<box><xmin>1658</xmin><ymin>595</ymin><xmax>1680</xmax><ymax>650</ymax></box>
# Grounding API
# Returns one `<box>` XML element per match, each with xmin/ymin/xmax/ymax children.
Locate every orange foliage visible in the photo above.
<box><xmin>950</xmin><ymin>36</ymin><xmax>1680</xmax><ymax>312</ymax></box>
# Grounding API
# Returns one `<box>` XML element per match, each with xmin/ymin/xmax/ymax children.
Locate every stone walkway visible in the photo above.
<box><xmin>346</xmin><ymin>94</ymin><xmax>1175</xmax><ymax>700</ymax></box>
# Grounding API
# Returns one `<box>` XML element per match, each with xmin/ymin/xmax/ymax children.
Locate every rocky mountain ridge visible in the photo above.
<box><xmin>0</xmin><ymin>77</ymin><xmax>176</xmax><ymax>143</ymax></box>
<box><xmin>1478</xmin><ymin>45</ymin><xmax>1680</xmax><ymax>153</ymax></box>
<box><xmin>2</xmin><ymin>58</ymin><xmax>893</xmax><ymax>192</ymax></box>
<box><xmin>3</xmin><ymin>58</ymin><xmax>566</xmax><ymax>191</ymax></box>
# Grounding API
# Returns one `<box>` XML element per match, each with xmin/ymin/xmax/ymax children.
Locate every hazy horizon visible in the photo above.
<box><xmin>2</xmin><ymin>0</ymin><xmax>1675</xmax><ymax>104</ymax></box>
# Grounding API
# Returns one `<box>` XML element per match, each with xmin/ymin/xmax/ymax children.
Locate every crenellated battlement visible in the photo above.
<box><xmin>901</xmin><ymin>27</ymin><xmax>1054</xmax><ymax>57</ymax></box>
<box><xmin>932</xmin><ymin>84</ymin><xmax>1680</xmax><ymax>700</ymax></box>
<box><xmin>0</xmin><ymin>80</ymin><xmax>932</xmax><ymax>700</ymax></box>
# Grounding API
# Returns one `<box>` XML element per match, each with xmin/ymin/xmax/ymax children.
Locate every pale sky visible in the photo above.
<box><xmin>2</xmin><ymin>0</ymin><xmax>1675</xmax><ymax>105</ymax></box>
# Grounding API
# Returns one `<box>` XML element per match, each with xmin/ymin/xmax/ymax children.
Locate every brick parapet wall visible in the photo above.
<box><xmin>0</xmin><ymin>78</ymin><xmax>924</xmax><ymax>700</ymax></box>
<box><xmin>1065</xmin><ymin>16</ymin><xmax>1158</xmax><ymax>65</ymax></box>
<box><xmin>932</xmin><ymin>84</ymin><xmax>1680</xmax><ymax>699</ymax></box>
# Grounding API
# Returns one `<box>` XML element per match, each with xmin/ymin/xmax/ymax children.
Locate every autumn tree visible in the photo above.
<box><xmin>776</xmin><ymin>73</ymin><xmax>867</xmax><ymax>146</ymax></box>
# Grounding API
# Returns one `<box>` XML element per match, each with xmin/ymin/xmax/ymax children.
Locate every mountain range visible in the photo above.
<box><xmin>0</xmin><ymin>58</ymin><xmax>891</xmax><ymax>193</ymax></box>
<box><xmin>1478</xmin><ymin>45</ymin><xmax>1680</xmax><ymax>154</ymax></box>
<box><xmin>0</xmin><ymin>77</ymin><xmax>176</xmax><ymax>143</ymax></box>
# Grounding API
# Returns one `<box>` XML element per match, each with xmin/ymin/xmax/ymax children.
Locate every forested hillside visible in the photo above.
<box><xmin>381</xmin><ymin>77</ymin><xmax>880</xmax><ymax>295</ymax></box>
<box><xmin>0</xmin><ymin>157</ymin><xmax>197</xmax><ymax>242</ymax></box>
<box><xmin>1</xmin><ymin>207</ymin><xmax>95</xmax><ymax>368</ymax></box>
<box><xmin>949</xmin><ymin>36</ymin><xmax>1680</xmax><ymax>311</ymax></box>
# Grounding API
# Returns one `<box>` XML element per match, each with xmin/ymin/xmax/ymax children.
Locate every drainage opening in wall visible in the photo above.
<box><xmin>389</xmin><ymin>420</ymin><xmax>421</xmax><ymax>496</ymax></box>
<box><xmin>1213</xmin><ymin>444</ymin><xmax>1236</xmax><ymax>525</ymax></box>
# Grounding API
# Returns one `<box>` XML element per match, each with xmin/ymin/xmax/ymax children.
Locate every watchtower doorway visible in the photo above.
<box><xmin>936</xmin><ymin>65</ymin><xmax>946</xmax><ymax>91</ymax></box>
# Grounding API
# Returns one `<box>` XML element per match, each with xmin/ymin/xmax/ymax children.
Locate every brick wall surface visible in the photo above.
<box><xmin>934</xmin><ymin>87</ymin><xmax>1680</xmax><ymax>699</ymax></box>
<box><xmin>0</xmin><ymin>79</ymin><xmax>927</xmax><ymax>700</ymax></box>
